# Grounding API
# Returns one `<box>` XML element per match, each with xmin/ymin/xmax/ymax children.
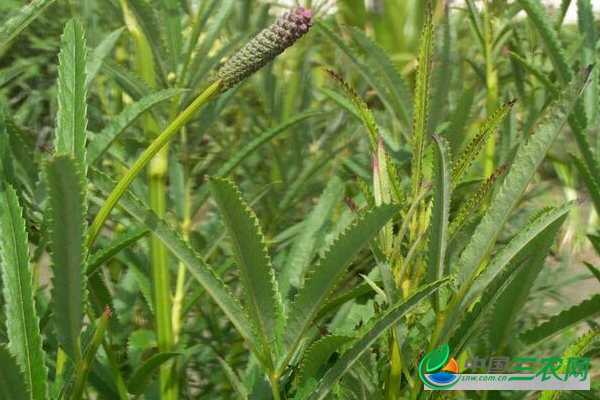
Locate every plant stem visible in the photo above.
<box><xmin>86</xmin><ymin>80</ymin><xmax>221</xmax><ymax>249</ymax></box>
<box><xmin>482</xmin><ymin>0</ymin><xmax>498</xmax><ymax>178</ymax></box>
<box><xmin>149</xmin><ymin>144</ymin><xmax>177</xmax><ymax>400</ymax></box>
<box><xmin>70</xmin><ymin>308</ymin><xmax>111</xmax><ymax>400</ymax></box>
<box><xmin>270</xmin><ymin>374</ymin><xmax>282</xmax><ymax>400</ymax></box>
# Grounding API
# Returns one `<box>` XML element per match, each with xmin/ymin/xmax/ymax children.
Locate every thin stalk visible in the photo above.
<box><xmin>148</xmin><ymin>144</ymin><xmax>177</xmax><ymax>400</ymax></box>
<box><xmin>386</xmin><ymin>333</ymin><xmax>402</xmax><ymax>400</ymax></box>
<box><xmin>482</xmin><ymin>0</ymin><xmax>498</xmax><ymax>178</ymax></box>
<box><xmin>86</xmin><ymin>80</ymin><xmax>221</xmax><ymax>248</ymax></box>
<box><xmin>172</xmin><ymin>125</ymin><xmax>191</xmax><ymax>343</ymax></box>
<box><xmin>70</xmin><ymin>308</ymin><xmax>111</xmax><ymax>400</ymax></box>
<box><xmin>269</xmin><ymin>373</ymin><xmax>282</xmax><ymax>400</ymax></box>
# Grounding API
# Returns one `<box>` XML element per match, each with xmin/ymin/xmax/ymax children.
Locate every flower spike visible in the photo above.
<box><xmin>217</xmin><ymin>7</ymin><xmax>314</xmax><ymax>91</ymax></box>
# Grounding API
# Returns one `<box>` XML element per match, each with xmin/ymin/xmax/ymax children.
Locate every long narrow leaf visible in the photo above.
<box><xmin>520</xmin><ymin>294</ymin><xmax>600</xmax><ymax>345</ymax></box>
<box><xmin>0</xmin><ymin>183</ymin><xmax>47</xmax><ymax>400</ymax></box>
<box><xmin>427</xmin><ymin>136</ymin><xmax>451</xmax><ymax>312</ymax></box>
<box><xmin>410</xmin><ymin>6</ymin><xmax>434</xmax><ymax>199</ymax></box>
<box><xmin>455</xmin><ymin>66</ymin><xmax>591</xmax><ymax>287</ymax></box>
<box><xmin>55</xmin><ymin>19</ymin><xmax>88</xmax><ymax>170</ymax></box>
<box><xmin>451</xmin><ymin>100</ymin><xmax>514</xmax><ymax>187</ymax></box>
<box><xmin>284</xmin><ymin>204</ymin><xmax>399</xmax><ymax>355</ymax></box>
<box><xmin>209</xmin><ymin>178</ymin><xmax>283</xmax><ymax>357</ymax></box>
<box><xmin>45</xmin><ymin>155</ymin><xmax>88</xmax><ymax>364</ymax></box>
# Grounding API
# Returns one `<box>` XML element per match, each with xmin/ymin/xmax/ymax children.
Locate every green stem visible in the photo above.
<box><xmin>270</xmin><ymin>374</ymin><xmax>282</xmax><ymax>400</ymax></box>
<box><xmin>86</xmin><ymin>80</ymin><xmax>221</xmax><ymax>249</ymax></box>
<box><xmin>149</xmin><ymin>145</ymin><xmax>177</xmax><ymax>400</ymax></box>
<box><xmin>70</xmin><ymin>308</ymin><xmax>111</xmax><ymax>400</ymax></box>
<box><xmin>482</xmin><ymin>0</ymin><xmax>498</xmax><ymax>178</ymax></box>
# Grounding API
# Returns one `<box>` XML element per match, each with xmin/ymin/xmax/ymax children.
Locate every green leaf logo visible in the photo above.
<box><xmin>425</xmin><ymin>343</ymin><xmax>450</xmax><ymax>372</ymax></box>
<box><xmin>418</xmin><ymin>343</ymin><xmax>459</xmax><ymax>390</ymax></box>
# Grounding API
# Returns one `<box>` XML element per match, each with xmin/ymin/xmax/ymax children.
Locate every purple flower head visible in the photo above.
<box><xmin>217</xmin><ymin>7</ymin><xmax>314</xmax><ymax>91</ymax></box>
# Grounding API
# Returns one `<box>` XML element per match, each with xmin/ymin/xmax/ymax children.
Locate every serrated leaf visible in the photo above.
<box><xmin>455</xmin><ymin>66</ymin><xmax>590</xmax><ymax>288</ymax></box>
<box><xmin>451</xmin><ymin>100</ymin><xmax>514</xmax><ymax>187</ymax></box>
<box><xmin>209</xmin><ymin>178</ymin><xmax>283</xmax><ymax>358</ymax></box>
<box><xmin>427</xmin><ymin>136</ymin><xmax>451</xmax><ymax>312</ymax></box>
<box><xmin>55</xmin><ymin>19</ymin><xmax>88</xmax><ymax>171</ymax></box>
<box><xmin>462</xmin><ymin>202</ymin><xmax>575</xmax><ymax>315</ymax></box>
<box><xmin>447</xmin><ymin>211</ymin><xmax>566</xmax><ymax>354</ymax></box>
<box><xmin>326</xmin><ymin>70</ymin><xmax>378</xmax><ymax>150</ymax></box>
<box><xmin>305</xmin><ymin>279</ymin><xmax>448</xmax><ymax>400</ymax></box>
<box><xmin>0</xmin><ymin>113</ymin><xmax>17</xmax><ymax>189</ymax></box>
<box><xmin>296</xmin><ymin>335</ymin><xmax>355</xmax><ymax>387</ymax></box>
<box><xmin>486</xmin><ymin>205</ymin><xmax>574</xmax><ymax>350</ymax></box>
<box><xmin>0</xmin><ymin>344</ymin><xmax>29</xmax><ymax>400</ymax></box>
<box><xmin>539</xmin><ymin>330</ymin><xmax>598</xmax><ymax>400</ymax></box>
<box><xmin>283</xmin><ymin>204</ymin><xmax>399</xmax><ymax>357</ymax></box>
<box><xmin>90</xmin><ymin>169</ymin><xmax>259</xmax><ymax>356</ymax></box>
<box><xmin>217</xmin><ymin>356</ymin><xmax>248</xmax><ymax>400</ymax></box>
<box><xmin>0</xmin><ymin>0</ymin><xmax>55</xmax><ymax>56</ymax></box>
<box><xmin>410</xmin><ymin>6</ymin><xmax>434</xmax><ymax>199</ymax></box>
<box><xmin>45</xmin><ymin>155</ymin><xmax>87</xmax><ymax>365</ymax></box>
<box><xmin>577</xmin><ymin>0</ymin><xmax>598</xmax><ymax>127</ymax></box>
<box><xmin>127</xmin><ymin>352</ymin><xmax>180</xmax><ymax>395</ymax></box>
<box><xmin>520</xmin><ymin>294</ymin><xmax>600</xmax><ymax>345</ymax></box>
<box><xmin>87</xmin><ymin>227</ymin><xmax>148</xmax><ymax>276</ymax></box>
<box><xmin>449</xmin><ymin>164</ymin><xmax>510</xmax><ymax>238</ymax></box>
<box><xmin>0</xmin><ymin>183</ymin><xmax>47</xmax><ymax>400</ymax></box>
<box><xmin>87</xmin><ymin>88</ymin><xmax>185</xmax><ymax>165</ymax></box>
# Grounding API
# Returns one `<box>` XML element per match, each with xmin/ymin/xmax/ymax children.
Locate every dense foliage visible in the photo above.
<box><xmin>0</xmin><ymin>1</ymin><xmax>598</xmax><ymax>400</ymax></box>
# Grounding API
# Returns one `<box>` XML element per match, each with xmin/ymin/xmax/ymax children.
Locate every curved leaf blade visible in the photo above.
<box><xmin>284</xmin><ymin>204</ymin><xmax>399</xmax><ymax>355</ymax></box>
<box><xmin>520</xmin><ymin>294</ymin><xmax>600</xmax><ymax>345</ymax></box>
<box><xmin>455</xmin><ymin>66</ymin><xmax>591</xmax><ymax>287</ymax></box>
